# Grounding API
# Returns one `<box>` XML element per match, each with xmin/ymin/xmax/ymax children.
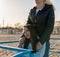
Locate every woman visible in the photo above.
<box><xmin>18</xmin><ymin>25</ymin><xmax>46</xmax><ymax>57</ymax></box>
<box><xmin>18</xmin><ymin>0</ymin><xmax>55</xmax><ymax>57</ymax></box>
<box><xmin>27</xmin><ymin>0</ymin><xmax>55</xmax><ymax>57</ymax></box>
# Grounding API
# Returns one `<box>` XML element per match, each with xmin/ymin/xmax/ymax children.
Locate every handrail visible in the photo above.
<box><xmin>12</xmin><ymin>50</ymin><xmax>32</xmax><ymax>57</ymax></box>
<box><xmin>0</xmin><ymin>38</ymin><xmax>59</xmax><ymax>44</ymax></box>
<box><xmin>0</xmin><ymin>45</ymin><xmax>28</xmax><ymax>52</ymax></box>
<box><xmin>0</xmin><ymin>40</ymin><xmax>19</xmax><ymax>44</ymax></box>
<box><xmin>0</xmin><ymin>45</ymin><xmax>32</xmax><ymax>57</ymax></box>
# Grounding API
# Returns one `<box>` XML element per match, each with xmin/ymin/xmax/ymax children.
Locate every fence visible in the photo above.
<box><xmin>0</xmin><ymin>38</ymin><xmax>60</xmax><ymax>57</ymax></box>
<box><xmin>0</xmin><ymin>40</ymin><xmax>32</xmax><ymax>57</ymax></box>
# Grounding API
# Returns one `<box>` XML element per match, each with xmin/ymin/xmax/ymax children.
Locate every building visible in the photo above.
<box><xmin>52</xmin><ymin>21</ymin><xmax>60</xmax><ymax>35</ymax></box>
<box><xmin>0</xmin><ymin>27</ymin><xmax>22</xmax><ymax>34</ymax></box>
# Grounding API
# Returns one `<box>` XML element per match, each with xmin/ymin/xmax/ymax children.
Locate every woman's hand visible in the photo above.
<box><xmin>36</xmin><ymin>42</ymin><xmax>42</xmax><ymax>51</ymax></box>
<box><xmin>18</xmin><ymin>37</ymin><xmax>25</xmax><ymax>48</ymax></box>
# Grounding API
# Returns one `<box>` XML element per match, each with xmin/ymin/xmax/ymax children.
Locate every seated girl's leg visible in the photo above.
<box><xmin>27</xmin><ymin>42</ymin><xmax>46</xmax><ymax>57</ymax></box>
<box><xmin>33</xmin><ymin>42</ymin><xmax>46</xmax><ymax>57</ymax></box>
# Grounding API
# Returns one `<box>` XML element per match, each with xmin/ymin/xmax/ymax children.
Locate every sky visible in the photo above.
<box><xmin>0</xmin><ymin>0</ymin><xmax>60</xmax><ymax>27</ymax></box>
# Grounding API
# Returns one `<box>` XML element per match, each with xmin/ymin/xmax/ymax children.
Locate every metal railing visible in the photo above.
<box><xmin>0</xmin><ymin>45</ymin><xmax>32</xmax><ymax>57</ymax></box>
<box><xmin>0</xmin><ymin>40</ymin><xmax>32</xmax><ymax>57</ymax></box>
<box><xmin>0</xmin><ymin>38</ymin><xmax>60</xmax><ymax>57</ymax></box>
<box><xmin>0</xmin><ymin>40</ymin><xmax>19</xmax><ymax>44</ymax></box>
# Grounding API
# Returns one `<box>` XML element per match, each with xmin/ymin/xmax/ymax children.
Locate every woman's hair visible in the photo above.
<box><xmin>34</xmin><ymin>0</ymin><xmax>55</xmax><ymax>10</ymax></box>
<box><xmin>24</xmin><ymin>24</ymin><xmax>31</xmax><ymax>28</ymax></box>
<box><xmin>45</xmin><ymin>0</ymin><xmax>55</xmax><ymax>10</ymax></box>
<box><xmin>23</xmin><ymin>24</ymin><xmax>31</xmax><ymax>32</ymax></box>
<box><xmin>45</xmin><ymin>0</ymin><xmax>52</xmax><ymax>5</ymax></box>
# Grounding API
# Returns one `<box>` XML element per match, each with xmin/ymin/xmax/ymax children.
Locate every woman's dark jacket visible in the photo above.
<box><xmin>27</xmin><ymin>4</ymin><xmax>55</xmax><ymax>45</ymax></box>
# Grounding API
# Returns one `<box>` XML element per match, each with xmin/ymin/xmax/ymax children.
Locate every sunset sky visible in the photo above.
<box><xmin>0</xmin><ymin>0</ymin><xmax>60</xmax><ymax>27</ymax></box>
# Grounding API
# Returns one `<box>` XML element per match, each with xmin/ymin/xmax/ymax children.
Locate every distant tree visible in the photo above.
<box><xmin>14</xmin><ymin>22</ymin><xmax>21</xmax><ymax>28</ymax></box>
<box><xmin>14</xmin><ymin>22</ymin><xmax>23</xmax><ymax>32</ymax></box>
<box><xmin>14</xmin><ymin>22</ymin><xmax>23</xmax><ymax>29</ymax></box>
